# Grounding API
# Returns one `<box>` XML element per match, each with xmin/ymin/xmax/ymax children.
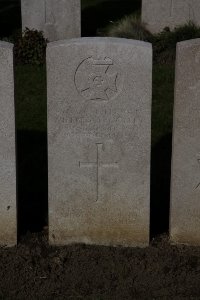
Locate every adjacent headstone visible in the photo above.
<box><xmin>170</xmin><ymin>38</ymin><xmax>200</xmax><ymax>245</ymax></box>
<box><xmin>47</xmin><ymin>37</ymin><xmax>152</xmax><ymax>247</ymax></box>
<box><xmin>142</xmin><ymin>0</ymin><xmax>200</xmax><ymax>33</ymax></box>
<box><xmin>0</xmin><ymin>42</ymin><xmax>16</xmax><ymax>246</ymax></box>
<box><xmin>21</xmin><ymin>0</ymin><xmax>81</xmax><ymax>41</ymax></box>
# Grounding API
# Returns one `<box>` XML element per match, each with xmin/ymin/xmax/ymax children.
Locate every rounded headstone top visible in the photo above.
<box><xmin>47</xmin><ymin>37</ymin><xmax>152</xmax><ymax>49</ymax></box>
<box><xmin>0</xmin><ymin>41</ymin><xmax>14</xmax><ymax>49</ymax></box>
<box><xmin>177</xmin><ymin>38</ymin><xmax>200</xmax><ymax>49</ymax></box>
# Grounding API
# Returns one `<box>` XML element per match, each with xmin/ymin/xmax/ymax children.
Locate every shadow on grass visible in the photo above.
<box><xmin>17</xmin><ymin>130</ymin><xmax>48</xmax><ymax>236</ymax></box>
<box><xmin>150</xmin><ymin>133</ymin><xmax>172</xmax><ymax>239</ymax></box>
<box><xmin>81</xmin><ymin>0</ymin><xmax>141</xmax><ymax>36</ymax></box>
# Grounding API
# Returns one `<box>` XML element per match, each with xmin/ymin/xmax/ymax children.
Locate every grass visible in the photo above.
<box><xmin>15</xmin><ymin>65</ymin><xmax>47</xmax><ymax>132</ymax></box>
<box><xmin>14</xmin><ymin>64</ymin><xmax>48</xmax><ymax>233</ymax></box>
<box><xmin>152</xmin><ymin>65</ymin><xmax>175</xmax><ymax>146</ymax></box>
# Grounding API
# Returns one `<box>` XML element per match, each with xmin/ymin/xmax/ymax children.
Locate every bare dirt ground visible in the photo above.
<box><xmin>0</xmin><ymin>232</ymin><xmax>200</xmax><ymax>299</ymax></box>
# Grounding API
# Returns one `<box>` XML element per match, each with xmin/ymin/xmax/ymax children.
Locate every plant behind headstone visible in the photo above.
<box><xmin>14</xmin><ymin>28</ymin><xmax>47</xmax><ymax>65</ymax></box>
<box><xmin>152</xmin><ymin>22</ymin><xmax>200</xmax><ymax>64</ymax></box>
<box><xmin>102</xmin><ymin>15</ymin><xmax>152</xmax><ymax>41</ymax></box>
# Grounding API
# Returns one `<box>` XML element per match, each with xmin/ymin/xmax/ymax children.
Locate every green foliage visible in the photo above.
<box><xmin>104</xmin><ymin>17</ymin><xmax>200</xmax><ymax>65</ymax></box>
<box><xmin>14</xmin><ymin>28</ymin><xmax>47</xmax><ymax>65</ymax></box>
<box><xmin>152</xmin><ymin>22</ymin><xmax>200</xmax><ymax>64</ymax></box>
<box><xmin>103</xmin><ymin>15</ymin><xmax>152</xmax><ymax>41</ymax></box>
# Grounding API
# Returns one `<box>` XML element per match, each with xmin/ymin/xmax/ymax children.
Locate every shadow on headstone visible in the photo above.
<box><xmin>81</xmin><ymin>0</ymin><xmax>141</xmax><ymax>36</ymax></box>
<box><xmin>150</xmin><ymin>133</ymin><xmax>172</xmax><ymax>239</ymax></box>
<box><xmin>17</xmin><ymin>129</ymin><xmax>172</xmax><ymax>240</ymax></box>
<box><xmin>17</xmin><ymin>130</ymin><xmax>48</xmax><ymax>236</ymax></box>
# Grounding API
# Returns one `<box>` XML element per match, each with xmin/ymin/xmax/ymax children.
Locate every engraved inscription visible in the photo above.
<box><xmin>195</xmin><ymin>51</ymin><xmax>200</xmax><ymax>64</ymax></box>
<box><xmin>79</xmin><ymin>143</ymin><xmax>119</xmax><ymax>201</ymax></box>
<box><xmin>49</xmin><ymin>107</ymin><xmax>137</xmax><ymax>145</ymax></box>
<box><xmin>74</xmin><ymin>57</ymin><xmax>124</xmax><ymax>101</ymax></box>
<box><xmin>44</xmin><ymin>0</ymin><xmax>55</xmax><ymax>24</ymax></box>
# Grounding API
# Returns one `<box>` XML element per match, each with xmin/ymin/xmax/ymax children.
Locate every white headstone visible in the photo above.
<box><xmin>21</xmin><ymin>0</ymin><xmax>81</xmax><ymax>41</ymax></box>
<box><xmin>47</xmin><ymin>38</ymin><xmax>152</xmax><ymax>247</ymax></box>
<box><xmin>0</xmin><ymin>42</ymin><xmax>16</xmax><ymax>246</ymax></box>
<box><xmin>142</xmin><ymin>0</ymin><xmax>200</xmax><ymax>33</ymax></box>
<box><xmin>170</xmin><ymin>38</ymin><xmax>200</xmax><ymax>245</ymax></box>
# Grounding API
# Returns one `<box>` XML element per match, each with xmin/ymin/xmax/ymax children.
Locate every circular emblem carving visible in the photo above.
<box><xmin>74</xmin><ymin>57</ymin><xmax>123</xmax><ymax>101</ymax></box>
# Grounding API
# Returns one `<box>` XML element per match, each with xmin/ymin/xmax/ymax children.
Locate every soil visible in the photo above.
<box><xmin>1</xmin><ymin>232</ymin><xmax>200</xmax><ymax>299</ymax></box>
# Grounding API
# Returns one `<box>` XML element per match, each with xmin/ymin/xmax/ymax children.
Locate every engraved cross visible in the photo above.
<box><xmin>44</xmin><ymin>0</ymin><xmax>47</xmax><ymax>23</ymax></box>
<box><xmin>79</xmin><ymin>143</ymin><xmax>118</xmax><ymax>201</ymax></box>
<box><xmin>188</xmin><ymin>0</ymin><xmax>194</xmax><ymax>21</ymax></box>
<box><xmin>44</xmin><ymin>0</ymin><xmax>55</xmax><ymax>24</ymax></box>
<box><xmin>195</xmin><ymin>157</ymin><xmax>200</xmax><ymax>189</ymax></box>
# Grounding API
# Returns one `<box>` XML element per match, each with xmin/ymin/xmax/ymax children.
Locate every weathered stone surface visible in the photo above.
<box><xmin>170</xmin><ymin>38</ymin><xmax>200</xmax><ymax>245</ymax></box>
<box><xmin>21</xmin><ymin>0</ymin><xmax>81</xmax><ymax>41</ymax></box>
<box><xmin>0</xmin><ymin>42</ymin><xmax>16</xmax><ymax>246</ymax></box>
<box><xmin>47</xmin><ymin>37</ymin><xmax>152</xmax><ymax>247</ymax></box>
<box><xmin>142</xmin><ymin>0</ymin><xmax>200</xmax><ymax>33</ymax></box>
